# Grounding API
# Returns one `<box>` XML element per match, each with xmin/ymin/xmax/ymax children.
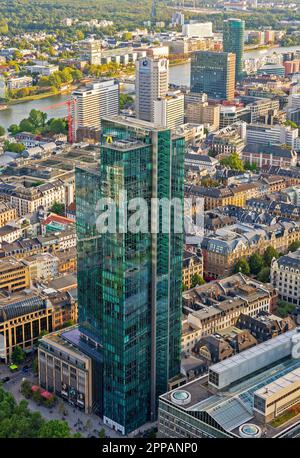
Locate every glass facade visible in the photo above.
<box><xmin>223</xmin><ymin>19</ymin><xmax>245</xmax><ymax>82</ymax></box>
<box><xmin>190</xmin><ymin>51</ymin><xmax>236</xmax><ymax>101</ymax></box>
<box><xmin>76</xmin><ymin>117</ymin><xmax>185</xmax><ymax>434</ymax></box>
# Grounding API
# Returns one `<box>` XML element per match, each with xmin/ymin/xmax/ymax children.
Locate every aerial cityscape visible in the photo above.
<box><xmin>2</xmin><ymin>0</ymin><xmax>300</xmax><ymax>445</ymax></box>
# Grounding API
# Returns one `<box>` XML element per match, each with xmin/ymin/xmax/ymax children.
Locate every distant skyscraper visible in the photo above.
<box><xmin>76</xmin><ymin>116</ymin><xmax>185</xmax><ymax>435</ymax></box>
<box><xmin>71</xmin><ymin>79</ymin><xmax>119</xmax><ymax>141</ymax></box>
<box><xmin>135</xmin><ymin>57</ymin><xmax>169</xmax><ymax>122</ymax></box>
<box><xmin>223</xmin><ymin>18</ymin><xmax>245</xmax><ymax>82</ymax></box>
<box><xmin>154</xmin><ymin>91</ymin><xmax>185</xmax><ymax>129</ymax></box>
<box><xmin>190</xmin><ymin>51</ymin><xmax>236</xmax><ymax>101</ymax></box>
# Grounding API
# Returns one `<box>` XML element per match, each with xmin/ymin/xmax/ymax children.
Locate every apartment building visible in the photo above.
<box><xmin>182</xmin><ymin>273</ymin><xmax>275</xmax><ymax>338</ymax></box>
<box><xmin>0</xmin><ymin>289</ymin><xmax>77</xmax><ymax>363</ymax></box>
<box><xmin>22</xmin><ymin>253</ymin><xmax>59</xmax><ymax>282</ymax></box>
<box><xmin>0</xmin><ymin>203</ymin><xmax>17</xmax><ymax>228</ymax></box>
<box><xmin>0</xmin><ymin>180</ymin><xmax>65</xmax><ymax>216</ymax></box>
<box><xmin>0</xmin><ymin>258</ymin><xmax>30</xmax><ymax>293</ymax></box>
<box><xmin>242</xmin><ymin>144</ymin><xmax>298</xmax><ymax>169</ymax></box>
<box><xmin>185</xmin><ymin>183</ymin><xmax>258</xmax><ymax>211</ymax></box>
<box><xmin>271</xmin><ymin>249</ymin><xmax>300</xmax><ymax>306</ymax></box>
<box><xmin>202</xmin><ymin>221</ymin><xmax>300</xmax><ymax>279</ymax></box>
<box><xmin>182</xmin><ymin>249</ymin><xmax>203</xmax><ymax>289</ymax></box>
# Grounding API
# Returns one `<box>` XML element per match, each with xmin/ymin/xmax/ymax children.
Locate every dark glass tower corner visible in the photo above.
<box><xmin>76</xmin><ymin>117</ymin><xmax>185</xmax><ymax>435</ymax></box>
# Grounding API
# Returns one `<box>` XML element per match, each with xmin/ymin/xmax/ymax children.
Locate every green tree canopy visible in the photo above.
<box><xmin>220</xmin><ymin>153</ymin><xmax>244</xmax><ymax>172</ymax></box>
<box><xmin>264</xmin><ymin>246</ymin><xmax>279</xmax><ymax>267</ymax></box>
<box><xmin>257</xmin><ymin>266</ymin><xmax>270</xmax><ymax>283</ymax></box>
<box><xmin>288</xmin><ymin>241</ymin><xmax>300</xmax><ymax>253</ymax></box>
<box><xmin>39</xmin><ymin>420</ymin><xmax>72</xmax><ymax>438</ymax></box>
<box><xmin>234</xmin><ymin>258</ymin><xmax>250</xmax><ymax>275</ymax></box>
<box><xmin>249</xmin><ymin>253</ymin><xmax>265</xmax><ymax>276</ymax></box>
<box><xmin>12</xmin><ymin>346</ymin><xmax>25</xmax><ymax>364</ymax></box>
<box><xmin>0</xmin><ymin>126</ymin><xmax>5</xmax><ymax>137</ymax></box>
<box><xmin>191</xmin><ymin>274</ymin><xmax>205</xmax><ymax>288</ymax></box>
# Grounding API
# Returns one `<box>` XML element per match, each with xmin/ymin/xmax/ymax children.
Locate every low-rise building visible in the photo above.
<box><xmin>237</xmin><ymin>311</ymin><xmax>295</xmax><ymax>342</ymax></box>
<box><xmin>242</xmin><ymin>144</ymin><xmax>298</xmax><ymax>169</ymax></box>
<box><xmin>0</xmin><ymin>203</ymin><xmax>17</xmax><ymax>227</ymax></box>
<box><xmin>271</xmin><ymin>249</ymin><xmax>300</xmax><ymax>305</ymax></box>
<box><xmin>0</xmin><ymin>289</ymin><xmax>77</xmax><ymax>363</ymax></box>
<box><xmin>182</xmin><ymin>249</ymin><xmax>203</xmax><ymax>289</ymax></box>
<box><xmin>0</xmin><ymin>257</ymin><xmax>30</xmax><ymax>293</ymax></box>
<box><xmin>202</xmin><ymin>221</ymin><xmax>300</xmax><ymax>279</ymax></box>
<box><xmin>158</xmin><ymin>328</ymin><xmax>300</xmax><ymax>438</ymax></box>
<box><xmin>183</xmin><ymin>273</ymin><xmax>275</xmax><ymax>338</ymax></box>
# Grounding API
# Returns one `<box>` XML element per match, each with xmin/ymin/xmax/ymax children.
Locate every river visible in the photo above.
<box><xmin>0</xmin><ymin>93</ymin><xmax>69</xmax><ymax>130</ymax></box>
<box><xmin>169</xmin><ymin>45</ymin><xmax>300</xmax><ymax>89</ymax></box>
<box><xmin>1</xmin><ymin>45</ymin><xmax>300</xmax><ymax>129</ymax></box>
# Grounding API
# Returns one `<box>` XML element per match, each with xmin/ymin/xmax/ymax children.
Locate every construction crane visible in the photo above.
<box><xmin>43</xmin><ymin>98</ymin><xmax>77</xmax><ymax>144</ymax></box>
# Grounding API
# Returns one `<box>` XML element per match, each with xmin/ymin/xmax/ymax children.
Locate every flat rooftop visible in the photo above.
<box><xmin>161</xmin><ymin>329</ymin><xmax>300</xmax><ymax>437</ymax></box>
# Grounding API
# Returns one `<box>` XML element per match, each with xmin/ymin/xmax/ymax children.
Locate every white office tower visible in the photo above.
<box><xmin>71</xmin><ymin>79</ymin><xmax>119</xmax><ymax>142</ymax></box>
<box><xmin>182</xmin><ymin>22</ymin><xmax>213</xmax><ymax>38</ymax></box>
<box><xmin>135</xmin><ymin>57</ymin><xmax>169</xmax><ymax>122</ymax></box>
<box><xmin>79</xmin><ymin>38</ymin><xmax>102</xmax><ymax>65</ymax></box>
<box><xmin>154</xmin><ymin>91</ymin><xmax>184</xmax><ymax>130</ymax></box>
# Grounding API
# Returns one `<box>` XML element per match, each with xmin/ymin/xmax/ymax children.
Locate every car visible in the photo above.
<box><xmin>22</xmin><ymin>367</ymin><xmax>29</xmax><ymax>373</ymax></box>
<box><xmin>1</xmin><ymin>377</ymin><xmax>10</xmax><ymax>383</ymax></box>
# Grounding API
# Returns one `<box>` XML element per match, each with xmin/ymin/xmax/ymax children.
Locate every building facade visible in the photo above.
<box><xmin>190</xmin><ymin>51</ymin><xmax>236</xmax><ymax>101</ymax></box>
<box><xmin>223</xmin><ymin>18</ymin><xmax>245</xmax><ymax>81</ymax></box>
<box><xmin>135</xmin><ymin>57</ymin><xmax>169</xmax><ymax>122</ymax></box>
<box><xmin>76</xmin><ymin>116</ymin><xmax>185</xmax><ymax>434</ymax></box>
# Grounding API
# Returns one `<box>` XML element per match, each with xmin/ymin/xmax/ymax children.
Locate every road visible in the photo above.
<box><xmin>0</xmin><ymin>362</ymin><xmax>157</xmax><ymax>438</ymax></box>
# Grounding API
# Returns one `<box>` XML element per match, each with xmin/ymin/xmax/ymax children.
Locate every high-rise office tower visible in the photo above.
<box><xmin>154</xmin><ymin>91</ymin><xmax>185</xmax><ymax>129</ymax></box>
<box><xmin>76</xmin><ymin>116</ymin><xmax>185</xmax><ymax>435</ymax></box>
<box><xmin>71</xmin><ymin>79</ymin><xmax>119</xmax><ymax>142</ymax></box>
<box><xmin>223</xmin><ymin>18</ymin><xmax>245</xmax><ymax>82</ymax></box>
<box><xmin>190</xmin><ymin>51</ymin><xmax>236</xmax><ymax>101</ymax></box>
<box><xmin>135</xmin><ymin>57</ymin><xmax>169</xmax><ymax>122</ymax></box>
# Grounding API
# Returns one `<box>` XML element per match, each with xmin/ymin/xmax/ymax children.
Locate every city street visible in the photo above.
<box><xmin>0</xmin><ymin>362</ymin><xmax>157</xmax><ymax>438</ymax></box>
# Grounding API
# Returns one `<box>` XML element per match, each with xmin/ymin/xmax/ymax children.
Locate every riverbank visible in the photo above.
<box><xmin>169</xmin><ymin>58</ymin><xmax>191</xmax><ymax>67</ymax></box>
<box><xmin>244</xmin><ymin>44</ymin><xmax>279</xmax><ymax>53</ymax></box>
<box><xmin>7</xmin><ymin>84</ymin><xmax>76</xmax><ymax>106</ymax></box>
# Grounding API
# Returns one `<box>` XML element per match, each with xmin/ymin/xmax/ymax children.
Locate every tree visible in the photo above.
<box><xmin>249</xmin><ymin>253</ymin><xmax>265</xmax><ymax>276</ymax></box>
<box><xmin>48</xmin><ymin>118</ymin><xmax>67</xmax><ymax>134</ymax></box>
<box><xmin>257</xmin><ymin>267</ymin><xmax>270</xmax><ymax>283</ymax></box>
<box><xmin>50</xmin><ymin>202</ymin><xmax>65</xmax><ymax>216</ymax></box>
<box><xmin>288</xmin><ymin>241</ymin><xmax>300</xmax><ymax>253</ymax></box>
<box><xmin>0</xmin><ymin>126</ymin><xmax>5</xmax><ymax>137</ymax></box>
<box><xmin>220</xmin><ymin>153</ymin><xmax>244</xmax><ymax>172</ymax></box>
<box><xmin>28</xmin><ymin>109</ymin><xmax>47</xmax><ymax>129</ymax></box>
<box><xmin>20</xmin><ymin>380</ymin><xmax>32</xmax><ymax>399</ymax></box>
<box><xmin>0</xmin><ymin>19</ymin><xmax>8</xmax><ymax>35</ymax></box>
<box><xmin>264</xmin><ymin>246</ymin><xmax>279</xmax><ymax>267</ymax></box>
<box><xmin>70</xmin><ymin>69</ymin><xmax>83</xmax><ymax>82</ymax></box>
<box><xmin>4</xmin><ymin>141</ymin><xmax>25</xmax><ymax>154</ymax></box>
<box><xmin>76</xmin><ymin>30</ymin><xmax>84</xmax><ymax>41</ymax></box>
<box><xmin>12</xmin><ymin>346</ymin><xmax>25</xmax><ymax>364</ymax></box>
<box><xmin>39</xmin><ymin>420</ymin><xmax>71</xmax><ymax>438</ymax></box>
<box><xmin>8</xmin><ymin>124</ymin><xmax>20</xmax><ymax>136</ymax></box>
<box><xmin>122</xmin><ymin>32</ymin><xmax>133</xmax><ymax>41</ymax></box>
<box><xmin>99</xmin><ymin>428</ymin><xmax>106</xmax><ymax>438</ymax></box>
<box><xmin>234</xmin><ymin>258</ymin><xmax>250</xmax><ymax>275</ymax></box>
<box><xmin>19</xmin><ymin>119</ymin><xmax>35</xmax><ymax>133</ymax></box>
<box><xmin>120</xmin><ymin>93</ymin><xmax>134</xmax><ymax>110</ymax></box>
<box><xmin>191</xmin><ymin>274</ymin><xmax>205</xmax><ymax>288</ymax></box>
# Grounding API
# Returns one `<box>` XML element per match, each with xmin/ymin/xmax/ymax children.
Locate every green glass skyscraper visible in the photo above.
<box><xmin>223</xmin><ymin>18</ymin><xmax>245</xmax><ymax>82</ymax></box>
<box><xmin>76</xmin><ymin>116</ymin><xmax>185</xmax><ymax>435</ymax></box>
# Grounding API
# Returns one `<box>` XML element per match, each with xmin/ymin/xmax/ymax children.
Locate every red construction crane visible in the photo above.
<box><xmin>43</xmin><ymin>98</ymin><xmax>77</xmax><ymax>144</ymax></box>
